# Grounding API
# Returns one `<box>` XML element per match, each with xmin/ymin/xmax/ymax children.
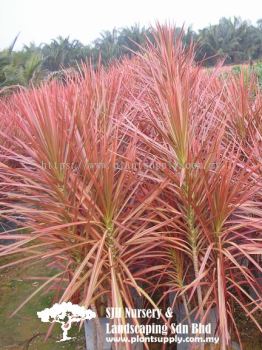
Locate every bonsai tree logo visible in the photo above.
<box><xmin>37</xmin><ymin>302</ymin><xmax>96</xmax><ymax>342</ymax></box>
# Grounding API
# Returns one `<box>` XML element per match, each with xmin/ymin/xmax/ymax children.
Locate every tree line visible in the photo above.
<box><xmin>1</xmin><ymin>17</ymin><xmax>262</xmax><ymax>88</ymax></box>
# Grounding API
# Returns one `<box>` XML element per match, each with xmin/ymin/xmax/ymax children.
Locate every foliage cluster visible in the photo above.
<box><xmin>1</xmin><ymin>17</ymin><xmax>262</xmax><ymax>90</ymax></box>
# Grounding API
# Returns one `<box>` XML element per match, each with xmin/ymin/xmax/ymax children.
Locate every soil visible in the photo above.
<box><xmin>0</xmin><ymin>259</ymin><xmax>261</xmax><ymax>349</ymax></box>
<box><xmin>0</xmin><ymin>260</ymin><xmax>85</xmax><ymax>349</ymax></box>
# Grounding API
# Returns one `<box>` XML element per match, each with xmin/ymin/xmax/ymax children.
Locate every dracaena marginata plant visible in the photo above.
<box><xmin>125</xmin><ymin>25</ymin><xmax>262</xmax><ymax>349</ymax></box>
<box><xmin>0</xmin><ymin>63</ymin><xmax>168</xmax><ymax>349</ymax></box>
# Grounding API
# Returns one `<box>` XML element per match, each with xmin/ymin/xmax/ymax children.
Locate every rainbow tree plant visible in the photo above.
<box><xmin>125</xmin><ymin>25</ymin><xmax>262</xmax><ymax>349</ymax></box>
<box><xmin>0</xmin><ymin>98</ymin><xmax>21</xmax><ymax>236</ymax></box>
<box><xmin>0</xmin><ymin>60</ymin><xmax>169</xmax><ymax>349</ymax></box>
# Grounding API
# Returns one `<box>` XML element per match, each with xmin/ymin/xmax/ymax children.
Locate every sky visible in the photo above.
<box><xmin>0</xmin><ymin>0</ymin><xmax>261</xmax><ymax>50</ymax></box>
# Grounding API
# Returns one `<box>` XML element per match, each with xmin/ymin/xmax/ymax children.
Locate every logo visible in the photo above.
<box><xmin>37</xmin><ymin>302</ymin><xmax>96</xmax><ymax>342</ymax></box>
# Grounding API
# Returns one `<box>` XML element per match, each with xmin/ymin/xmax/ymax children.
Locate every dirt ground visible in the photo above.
<box><xmin>0</xmin><ymin>260</ymin><xmax>85</xmax><ymax>349</ymax></box>
<box><xmin>0</xmin><ymin>260</ymin><xmax>261</xmax><ymax>349</ymax></box>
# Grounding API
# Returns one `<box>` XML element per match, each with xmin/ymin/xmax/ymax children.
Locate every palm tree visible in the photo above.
<box><xmin>0</xmin><ymin>34</ymin><xmax>43</xmax><ymax>88</ymax></box>
<box><xmin>117</xmin><ymin>25</ymin><xmax>149</xmax><ymax>57</ymax></box>
<box><xmin>198</xmin><ymin>17</ymin><xmax>250</xmax><ymax>64</ymax></box>
<box><xmin>93</xmin><ymin>29</ymin><xmax>120</xmax><ymax>65</ymax></box>
<box><xmin>1</xmin><ymin>51</ymin><xmax>42</xmax><ymax>87</ymax></box>
<box><xmin>41</xmin><ymin>36</ymin><xmax>88</xmax><ymax>72</ymax></box>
